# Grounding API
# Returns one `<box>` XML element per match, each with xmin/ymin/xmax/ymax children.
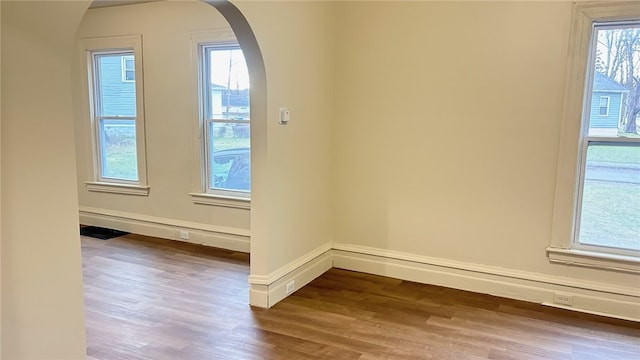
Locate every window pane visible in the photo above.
<box><xmin>578</xmin><ymin>144</ymin><xmax>640</xmax><ymax>251</ymax></box>
<box><xmin>99</xmin><ymin>119</ymin><xmax>138</xmax><ymax>181</ymax></box>
<box><xmin>205</xmin><ymin>48</ymin><xmax>250</xmax><ymax>120</ymax></box>
<box><xmin>95</xmin><ymin>53</ymin><xmax>136</xmax><ymax>116</ymax></box>
<box><xmin>587</xmin><ymin>25</ymin><xmax>639</xmax><ymax>137</ymax></box>
<box><xmin>209</xmin><ymin>122</ymin><xmax>250</xmax><ymax>192</ymax></box>
<box><xmin>124</xmin><ymin>70</ymin><xmax>135</xmax><ymax>82</ymax></box>
<box><xmin>598</xmin><ymin>97</ymin><xmax>609</xmax><ymax>116</ymax></box>
<box><xmin>124</xmin><ymin>57</ymin><xmax>134</xmax><ymax>69</ymax></box>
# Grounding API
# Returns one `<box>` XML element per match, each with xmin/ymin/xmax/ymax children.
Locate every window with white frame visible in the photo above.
<box><xmin>598</xmin><ymin>96</ymin><xmax>610</xmax><ymax>116</ymax></box>
<box><xmin>121</xmin><ymin>55</ymin><xmax>135</xmax><ymax>82</ymax></box>
<box><xmin>575</xmin><ymin>22</ymin><xmax>639</xmax><ymax>255</ymax></box>
<box><xmin>549</xmin><ymin>2</ymin><xmax>639</xmax><ymax>272</ymax></box>
<box><xmin>198</xmin><ymin>43</ymin><xmax>251</xmax><ymax>199</ymax></box>
<box><xmin>80</xmin><ymin>36</ymin><xmax>148</xmax><ymax>195</ymax></box>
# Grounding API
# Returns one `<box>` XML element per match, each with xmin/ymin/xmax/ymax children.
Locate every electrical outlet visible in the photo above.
<box><xmin>179</xmin><ymin>230</ymin><xmax>189</xmax><ymax>240</ymax></box>
<box><xmin>285</xmin><ymin>280</ymin><xmax>295</xmax><ymax>295</ymax></box>
<box><xmin>553</xmin><ymin>293</ymin><xmax>573</xmax><ymax>306</ymax></box>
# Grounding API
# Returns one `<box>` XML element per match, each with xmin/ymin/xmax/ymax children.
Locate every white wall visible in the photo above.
<box><xmin>1</xmin><ymin>1</ymin><xmax>3</xmax><ymax>353</ymax></box>
<box><xmin>2</xmin><ymin>2</ymin><xmax>636</xmax><ymax>356</ymax></box>
<box><xmin>1</xmin><ymin>1</ymin><xmax>89</xmax><ymax>358</ymax></box>
<box><xmin>75</xmin><ymin>0</ymin><xmax>337</xmax><ymax>306</ymax></box>
<box><xmin>0</xmin><ymin>2</ymin><xmax>3</xmax><ymax>354</ymax></box>
<box><xmin>334</xmin><ymin>0</ymin><xmax>570</xmax><ymax>271</ymax></box>
<box><xmin>234</xmin><ymin>0</ymin><xmax>335</xmax><ymax>273</ymax></box>
<box><xmin>75</xmin><ymin>0</ymin><xmax>638</xmax><ymax>315</ymax></box>
<box><xmin>74</xmin><ymin>1</ymin><xmax>251</xmax><ymax>250</ymax></box>
<box><xmin>332</xmin><ymin>1</ymin><xmax>638</xmax><ymax>318</ymax></box>
<box><xmin>230</xmin><ymin>1</ymin><xmax>335</xmax><ymax>305</ymax></box>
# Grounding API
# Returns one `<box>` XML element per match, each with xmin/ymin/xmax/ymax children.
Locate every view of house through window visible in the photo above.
<box><xmin>92</xmin><ymin>51</ymin><xmax>139</xmax><ymax>182</ymax></box>
<box><xmin>201</xmin><ymin>44</ymin><xmax>250</xmax><ymax>196</ymax></box>
<box><xmin>576</xmin><ymin>22</ymin><xmax>640</xmax><ymax>254</ymax></box>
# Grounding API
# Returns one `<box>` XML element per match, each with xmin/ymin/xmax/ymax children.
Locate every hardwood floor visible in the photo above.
<box><xmin>81</xmin><ymin>233</ymin><xmax>640</xmax><ymax>360</ymax></box>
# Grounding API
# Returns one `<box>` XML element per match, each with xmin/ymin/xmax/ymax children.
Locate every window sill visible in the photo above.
<box><xmin>547</xmin><ymin>247</ymin><xmax>640</xmax><ymax>274</ymax></box>
<box><xmin>190</xmin><ymin>193</ymin><xmax>250</xmax><ymax>209</ymax></box>
<box><xmin>85</xmin><ymin>181</ymin><xmax>150</xmax><ymax>196</ymax></box>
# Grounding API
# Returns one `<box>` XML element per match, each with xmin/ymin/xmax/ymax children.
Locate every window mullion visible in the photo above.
<box><xmin>209</xmin><ymin>118</ymin><xmax>250</xmax><ymax>124</ymax></box>
<box><xmin>99</xmin><ymin>116</ymin><xmax>137</xmax><ymax>121</ymax></box>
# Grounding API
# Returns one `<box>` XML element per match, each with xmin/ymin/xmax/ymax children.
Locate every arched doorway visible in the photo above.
<box><xmin>74</xmin><ymin>0</ymin><xmax>266</xmax><ymax>300</ymax></box>
<box><xmin>0</xmin><ymin>1</ymin><xmax>267</xmax><ymax>356</ymax></box>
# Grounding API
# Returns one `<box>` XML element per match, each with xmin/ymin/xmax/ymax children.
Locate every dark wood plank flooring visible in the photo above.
<box><xmin>81</xmin><ymin>233</ymin><xmax>640</xmax><ymax>359</ymax></box>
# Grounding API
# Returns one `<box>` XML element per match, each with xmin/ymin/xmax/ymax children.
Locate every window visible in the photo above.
<box><xmin>80</xmin><ymin>36</ymin><xmax>148</xmax><ymax>195</ymax></box>
<box><xmin>549</xmin><ymin>2</ymin><xmax>639</xmax><ymax>272</ymax></box>
<box><xmin>199</xmin><ymin>43</ymin><xmax>251</xmax><ymax>199</ymax></box>
<box><xmin>121</xmin><ymin>55</ymin><xmax>135</xmax><ymax>82</ymax></box>
<box><xmin>576</xmin><ymin>22</ymin><xmax>639</xmax><ymax>255</ymax></box>
<box><xmin>94</xmin><ymin>51</ymin><xmax>138</xmax><ymax>181</ymax></box>
<box><xmin>598</xmin><ymin>96</ymin><xmax>609</xmax><ymax>116</ymax></box>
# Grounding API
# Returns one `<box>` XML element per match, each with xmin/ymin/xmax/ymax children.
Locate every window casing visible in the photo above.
<box><xmin>80</xmin><ymin>36</ymin><xmax>148</xmax><ymax>195</ymax></box>
<box><xmin>197</xmin><ymin>41</ymin><xmax>251</xmax><ymax>200</ymax></box>
<box><xmin>549</xmin><ymin>2</ymin><xmax>640</xmax><ymax>273</ymax></box>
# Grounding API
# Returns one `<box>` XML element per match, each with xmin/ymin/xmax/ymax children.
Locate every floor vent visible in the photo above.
<box><xmin>80</xmin><ymin>226</ymin><xmax>129</xmax><ymax>240</ymax></box>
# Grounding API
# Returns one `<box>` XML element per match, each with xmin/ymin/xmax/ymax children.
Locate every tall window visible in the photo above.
<box><xmin>575</xmin><ymin>22</ymin><xmax>639</xmax><ymax>256</ymax></box>
<box><xmin>550</xmin><ymin>3</ymin><xmax>639</xmax><ymax>272</ymax></box>
<box><xmin>92</xmin><ymin>51</ymin><xmax>138</xmax><ymax>181</ymax></box>
<box><xmin>200</xmin><ymin>43</ymin><xmax>250</xmax><ymax>198</ymax></box>
<box><xmin>81</xmin><ymin>36</ymin><xmax>148</xmax><ymax>195</ymax></box>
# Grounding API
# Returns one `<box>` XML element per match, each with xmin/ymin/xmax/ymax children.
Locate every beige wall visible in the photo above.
<box><xmin>1</xmin><ymin>0</ymin><xmax>637</xmax><ymax>357</ymax></box>
<box><xmin>1</xmin><ymin>1</ymin><xmax>89</xmax><ymax>358</ymax></box>
<box><xmin>332</xmin><ymin>1</ymin><xmax>638</xmax><ymax>288</ymax></box>
<box><xmin>74</xmin><ymin>1</ymin><xmax>250</xmax><ymax>232</ymax></box>
<box><xmin>234</xmin><ymin>0</ymin><xmax>335</xmax><ymax>276</ymax></box>
<box><xmin>80</xmin><ymin>0</ymin><xmax>639</xmax><ymax>300</ymax></box>
<box><xmin>75</xmin><ymin>0</ymin><xmax>336</xmax><ymax>278</ymax></box>
<box><xmin>0</xmin><ymin>1</ymin><xmax>3</xmax><ymax>354</ymax></box>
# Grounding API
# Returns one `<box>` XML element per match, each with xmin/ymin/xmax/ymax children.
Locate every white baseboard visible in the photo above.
<box><xmin>249</xmin><ymin>284</ymin><xmax>268</xmax><ymax>308</ymax></box>
<box><xmin>78</xmin><ymin>207</ymin><xmax>333</xmax><ymax>309</ymax></box>
<box><xmin>76</xmin><ymin>208</ymin><xmax>640</xmax><ymax>320</ymax></box>
<box><xmin>248</xmin><ymin>242</ymin><xmax>333</xmax><ymax>308</ymax></box>
<box><xmin>332</xmin><ymin>243</ymin><xmax>640</xmax><ymax>322</ymax></box>
<box><xmin>79</xmin><ymin>206</ymin><xmax>250</xmax><ymax>252</ymax></box>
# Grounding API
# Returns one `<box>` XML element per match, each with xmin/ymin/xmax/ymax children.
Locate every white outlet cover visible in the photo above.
<box><xmin>285</xmin><ymin>280</ymin><xmax>295</xmax><ymax>294</ymax></box>
<box><xmin>553</xmin><ymin>293</ymin><xmax>573</xmax><ymax>306</ymax></box>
